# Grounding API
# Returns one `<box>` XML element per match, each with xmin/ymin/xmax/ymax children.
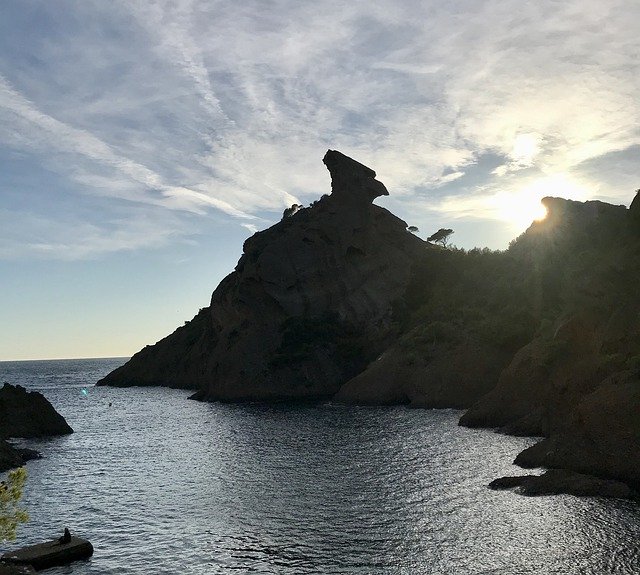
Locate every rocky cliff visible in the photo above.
<box><xmin>98</xmin><ymin>150</ymin><xmax>426</xmax><ymax>400</ymax></box>
<box><xmin>459</xmin><ymin>195</ymin><xmax>640</xmax><ymax>497</ymax></box>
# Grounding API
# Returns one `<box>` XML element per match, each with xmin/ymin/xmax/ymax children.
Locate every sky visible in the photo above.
<box><xmin>1</xmin><ymin>0</ymin><xmax>638</xmax><ymax>360</ymax></box>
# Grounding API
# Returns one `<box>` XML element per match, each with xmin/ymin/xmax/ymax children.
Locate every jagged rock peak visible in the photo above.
<box><xmin>323</xmin><ymin>149</ymin><xmax>389</xmax><ymax>203</ymax></box>
<box><xmin>628</xmin><ymin>189</ymin><xmax>640</xmax><ymax>225</ymax></box>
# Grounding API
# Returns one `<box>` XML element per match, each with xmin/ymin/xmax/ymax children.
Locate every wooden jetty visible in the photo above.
<box><xmin>1</xmin><ymin>536</ymin><xmax>93</xmax><ymax>571</ymax></box>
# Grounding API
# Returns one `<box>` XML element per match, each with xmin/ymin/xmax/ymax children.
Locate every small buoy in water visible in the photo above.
<box><xmin>108</xmin><ymin>402</ymin><xmax>112</xmax><ymax>407</ymax></box>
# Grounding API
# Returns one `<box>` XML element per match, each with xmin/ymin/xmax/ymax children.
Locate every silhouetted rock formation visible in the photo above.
<box><xmin>0</xmin><ymin>384</ymin><xmax>73</xmax><ymax>438</ymax></box>
<box><xmin>0</xmin><ymin>383</ymin><xmax>73</xmax><ymax>471</ymax></box>
<box><xmin>98</xmin><ymin>150</ymin><xmax>425</xmax><ymax>400</ymax></box>
<box><xmin>460</xmin><ymin>193</ymin><xmax>640</xmax><ymax>497</ymax></box>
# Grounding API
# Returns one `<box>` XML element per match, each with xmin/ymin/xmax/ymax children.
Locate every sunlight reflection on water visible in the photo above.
<box><xmin>1</xmin><ymin>359</ymin><xmax>639</xmax><ymax>574</ymax></box>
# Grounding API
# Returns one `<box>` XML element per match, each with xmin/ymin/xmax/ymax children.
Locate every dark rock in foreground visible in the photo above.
<box><xmin>98</xmin><ymin>150</ymin><xmax>426</xmax><ymax>401</ymax></box>
<box><xmin>489</xmin><ymin>469</ymin><xmax>636</xmax><ymax>499</ymax></box>
<box><xmin>0</xmin><ymin>440</ymin><xmax>27</xmax><ymax>473</ymax></box>
<box><xmin>0</xmin><ymin>383</ymin><xmax>73</xmax><ymax>439</ymax></box>
<box><xmin>0</xmin><ymin>440</ymin><xmax>41</xmax><ymax>473</ymax></box>
<box><xmin>1</xmin><ymin>536</ymin><xmax>93</xmax><ymax>571</ymax></box>
<box><xmin>0</xmin><ymin>383</ymin><xmax>73</xmax><ymax>471</ymax></box>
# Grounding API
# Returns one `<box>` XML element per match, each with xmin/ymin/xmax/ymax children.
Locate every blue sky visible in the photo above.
<box><xmin>1</xmin><ymin>0</ymin><xmax>638</xmax><ymax>360</ymax></box>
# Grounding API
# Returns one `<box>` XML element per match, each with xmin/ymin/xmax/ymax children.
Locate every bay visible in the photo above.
<box><xmin>1</xmin><ymin>358</ymin><xmax>639</xmax><ymax>574</ymax></box>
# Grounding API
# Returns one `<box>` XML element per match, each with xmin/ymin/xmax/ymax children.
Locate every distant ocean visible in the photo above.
<box><xmin>1</xmin><ymin>358</ymin><xmax>639</xmax><ymax>574</ymax></box>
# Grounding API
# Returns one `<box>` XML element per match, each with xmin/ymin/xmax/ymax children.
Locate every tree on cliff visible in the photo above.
<box><xmin>427</xmin><ymin>228</ymin><xmax>454</xmax><ymax>247</ymax></box>
<box><xmin>0</xmin><ymin>467</ymin><xmax>28</xmax><ymax>542</ymax></box>
<box><xmin>282</xmin><ymin>204</ymin><xmax>303</xmax><ymax>219</ymax></box>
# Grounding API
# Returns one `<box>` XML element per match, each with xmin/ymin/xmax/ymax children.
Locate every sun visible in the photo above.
<box><xmin>495</xmin><ymin>174</ymin><xmax>589</xmax><ymax>230</ymax></box>
<box><xmin>496</xmin><ymin>189</ymin><xmax>548</xmax><ymax>230</ymax></box>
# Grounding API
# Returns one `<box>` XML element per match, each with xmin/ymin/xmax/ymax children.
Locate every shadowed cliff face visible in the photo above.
<box><xmin>459</xmin><ymin>193</ymin><xmax>640</xmax><ymax>495</ymax></box>
<box><xmin>98</xmin><ymin>150</ymin><xmax>425</xmax><ymax>399</ymax></box>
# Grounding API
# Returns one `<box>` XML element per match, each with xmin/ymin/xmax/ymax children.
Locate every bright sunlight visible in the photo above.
<box><xmin>493</xmin><ymin>174</ymin><xmax>590</xmax><ymax>230</ymax></box>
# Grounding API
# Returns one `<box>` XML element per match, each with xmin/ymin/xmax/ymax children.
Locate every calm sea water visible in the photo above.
<box><xmin>1</xmin><ymin>358</ymin><xmax>639</xmax><ymax>574</ymax></box>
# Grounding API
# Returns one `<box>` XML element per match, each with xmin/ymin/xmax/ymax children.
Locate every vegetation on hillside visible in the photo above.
<box><xmin>399</xmin><ymin>197</ymin><xmax>640</xmax><ymax>371</ymax></box>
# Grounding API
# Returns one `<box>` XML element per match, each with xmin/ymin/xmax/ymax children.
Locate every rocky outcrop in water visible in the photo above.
<box><xmin>0</xmin><ymin>383</ymin><xmax>73</xmax><ymax>471</ymax></box>
<box><xmin>98</xmin><ymin>150</ymin><xmax>426</xmax><ymax>400</ymax></box>
<box><xmin>0</xmin><ymin>383</ymin><xmax>73</xmax><ymax>439</ymax></box>
<box><xmin>489</xmin><ymin>469</ymin><xmax>636</xmax><ymax>499</ymax></box>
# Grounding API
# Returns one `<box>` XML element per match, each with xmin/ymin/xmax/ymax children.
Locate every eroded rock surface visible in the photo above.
<box><xmin>334</xmin><ymin>326</ymin><xmax>511</xmax><ymax>408</ymax></box>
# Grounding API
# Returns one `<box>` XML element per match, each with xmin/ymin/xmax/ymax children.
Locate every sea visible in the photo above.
<box><xmin>0</xmin><ymin>358</ymin><xmax>639</xmax><ymax>575</ymax></box>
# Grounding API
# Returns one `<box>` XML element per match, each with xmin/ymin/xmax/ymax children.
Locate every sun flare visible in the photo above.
<box><xmin>495</xmin><ymin>174</ymin><xmax>589</xmax><ymax>230</ymax></box>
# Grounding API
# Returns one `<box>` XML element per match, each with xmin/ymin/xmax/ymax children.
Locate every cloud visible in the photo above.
<box><xmin>0</xmin><ymin>74</ymin><xmax>253</xmax><ymax>218</ymax></box>
<box><xmin>0</xmin><ymin>207</ymin><xmax>186</xmax><ymax>260</ymax></box>
<box><xmin>0</xmin><ymin>0</ymin><xmax>638</xmax><ymax>257</ymax></box>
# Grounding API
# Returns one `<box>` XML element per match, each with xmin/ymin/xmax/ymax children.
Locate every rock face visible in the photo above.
<box><xmin>460</xmin><ymin>194</ymin><xmax>640</xmax><ymax>497</ymax></box>
<box><xmin>98</xmin><ymin>150</ymin><xmax>425</xmax><ymax>400</ymax></box>
<box><xmin>334</xmin><ymin>326</ymin><xmax>511</xmax><ymax>407</ymax></box>
<box><xmin>0</xmin><ymin>383</ymin><xmax>73</xmax><ymax>472</ymax></box>
<box><xmin>458</xmin><ymin>317</ymin><xmax>608</xmax><ymax>436</ymax></box>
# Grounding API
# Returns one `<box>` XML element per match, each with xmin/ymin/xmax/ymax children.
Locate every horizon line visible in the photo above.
<box><xmin>0</xmin><ymin>356</ymin><xmax>131</xmax><ymax>363</ymax></box>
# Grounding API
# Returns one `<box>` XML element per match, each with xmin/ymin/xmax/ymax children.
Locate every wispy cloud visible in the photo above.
<box><xmin>0</xmin><ymin>74</ymin><xmax>251</xmax><ymax>218</ymax></box>
<box><xmin>0</xmin><ymin>0</ymin><xmax>638</xmax><ymax>257</ymax></box>
<box><xmin>0</xmin><ymin>207</ymin><xmax>185</xmax><ymax>260</ymax></box>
